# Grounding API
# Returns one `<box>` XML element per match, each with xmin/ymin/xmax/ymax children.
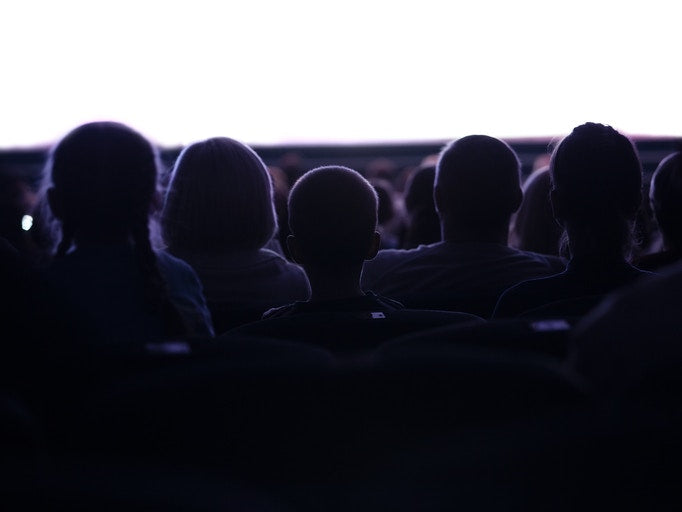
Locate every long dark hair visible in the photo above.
<box><xmin>46</xmin><ymin>121</ymin><xmax>187</xmax><ymax>338</ymax></box>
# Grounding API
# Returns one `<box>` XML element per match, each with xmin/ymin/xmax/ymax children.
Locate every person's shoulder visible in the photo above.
<box><xmin>156</xmin><ymin>249</ymin><xmax>197</xmax><ymax>275</ymax></box>
<box><xmin>363</xmin><ymin>290</ymin><xmax>405</xmax><ymax>311</ymax></box>
<box><xmin>155</xmin><ymin>249</ymin><xmax>207</xmax><ymax>293</ymax></box>
<box><xmin>369</xmin><ymin>242</ymin><xmax>442</xmax><ymax>265</ymax></box>
<box><xmin>261</xmin><ymin>248</ymin><xmax>306</xmax><ymax>272</ymax></box>
<box><xmin>513</xmin><ymin>247</ymin><xmax>566</xmax><ymax>265</ymax></box>
<box><xmin>492</xmin><ymin>273</ymin><xmax>563</xmax><ymax>318</ymax></box>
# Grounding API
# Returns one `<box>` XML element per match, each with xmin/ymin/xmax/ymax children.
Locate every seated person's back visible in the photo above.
<box><xmin>231</xmin><ymin>166</ymin><xmax>480</xmax><ymax>352</ymax></box>
<box><xmin>494</xmin><ymin>123</ymin><xmax>652</xmax><ymax>319</ymax></box>
<box><xmin>361</xmin><ymin>135</ymin><xmax>564</xmax><ymax>318</ymax></box>
<box><xmin>635</xmin><ymin>152</ymin><xmax>682</xmax><ymax>271</ymax></box>
<box><xmin>41</xmin><ymin>122</ymin><xmax>214</xmax><ymax>345</ymax></box>
<box><xmin>161</xmin><ymin>137</ymin><xmax>310</xmax><ymax>333</ymax></box>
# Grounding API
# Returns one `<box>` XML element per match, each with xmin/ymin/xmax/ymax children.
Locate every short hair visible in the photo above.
<box><xmin>550</xmin><ymin>123</ymin><xmax>642</xmax><ymax>220</ymax></box>
<box><xmin>435</xmin><ymin>135</ymin><xmax>521</xmax><ymax>226</ymax></box>
<box><xmin>288</xmin><ymin>166</ymin><xmax>378</xmax><ymax>268</ymax></box>
<box><xmin>649</xmin><ymin>152</ymin><xmax>682</xmax><ymax>245</ymax></box>
<box><xmin>161</xmin><ymin>137</ymin><xmax>276</xmax><ymax>252</ymax></box>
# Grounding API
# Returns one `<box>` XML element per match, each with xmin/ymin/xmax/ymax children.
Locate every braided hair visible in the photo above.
<box><xmin>47</xmin><ymin>122</ymin><xmax>187</xmax><ymax>338</ymax></box>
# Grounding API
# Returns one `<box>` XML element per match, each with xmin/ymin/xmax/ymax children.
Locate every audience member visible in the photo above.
<box><xmin>361</xmin><ymin>135</ymin><xmax>564</xmax><ymax>318</ymax></box>
<box><xmin>40</xmin><ymin>122</ymin><xmax>213</xmax><ymax>345</ymax></box>
<box><xmin>161</xmin><ymin>137</ymin><xmax>310</xmax><ymax>333</ymax></box>
<box><xmin>509</xmin><ymin>166</ymin><xmax>564</xmax><ymax>257</ymax></box>
<box><xmin>635</xmin><ymin>152</ymin><xmax>682</xmax><ymax>270</ymax></box>
<box><xmin>494</xmin><ymin>123</ymin><xmax>651</xmax><ymax>319</ymax></box>
<box><xmin>401</xmin><ymin>164</ymin><xmax>441</xmax><ymax>249</ymax></box>
<box><xmin>264</xmin><ymin>166</ymin><xmax>401</xmax><ymax>318</ymax></box>
<box><xmin>370</xmin><ymin>178</ymin><xmax>402</xmax><ymax>249</ymax></box>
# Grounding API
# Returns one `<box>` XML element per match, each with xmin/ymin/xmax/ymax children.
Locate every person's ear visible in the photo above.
<box><xmin>366</xmin><ymin>231</ymin><xmax>381</xmax><ymax>260</ymax></box>
<box><xmin>47</xmin><ymin>187</ymin><xmax>63</xmax><ymax>219</ymax></box>
<box><xmin>287</xmin><ymin>235</ymin><xmax>304</xmax><ymax>265</ymax></box>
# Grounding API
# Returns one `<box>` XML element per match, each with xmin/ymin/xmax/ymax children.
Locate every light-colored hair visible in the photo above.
<box><xmin>161</xmin><ymin>137</ymin><xmax>276</xmax><ymax>252</ymax></box>
<box><xmin>288</xmin><ymin>166</ymin><xmax>378</xmax><ymax>268</ymax></box>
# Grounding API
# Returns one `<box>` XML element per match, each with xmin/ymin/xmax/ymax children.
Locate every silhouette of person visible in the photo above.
<box><xmin>494</xmin><ymin>123</ymin><xmax>651</xmax><ymax>319</ymax></box>
<box><xmin>264</xmin><ymin>165</ymin><xmax>401</xmax><ymax>317</ymax></box>
<box><xmin>160</xmin><ymin>137</ymin><xmax>310</xmax><ymax>333</ymax></box>
<box><xmin>401</xmin><ymin>164</ymin><xmax>441</xmax><ymax>249</ymax></box>
<box><xmin>635</xmin><ymin>152</ymin><xmax>682</xmax><ymax>270</ymax></box>
<box><xmin>42</xmin><ymin>122</ymin><xmax>213</xmax><ymax>344</ymax></box>
<box><xmin>361</xmin><ymin>135</ymin><xmax>564</xmax><ymax>318</ymax></box>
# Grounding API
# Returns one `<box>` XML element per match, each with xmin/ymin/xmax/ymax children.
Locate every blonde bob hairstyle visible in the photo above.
<box><xmin>161</xmin><ymin>137</ymin><xmax>277</xmax><ymax>253</ymax></box>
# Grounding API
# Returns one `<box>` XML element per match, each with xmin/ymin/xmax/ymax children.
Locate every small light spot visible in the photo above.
<box><xmin>21</xmin><ymin>215</ymin><xmax>33</xmax><ymax>231</ymax></box>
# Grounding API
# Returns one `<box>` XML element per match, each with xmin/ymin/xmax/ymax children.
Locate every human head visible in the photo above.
<box><xmin>403</xmin><ymin>164</ymin><xmax>441</xmax><ymax>248</ymax></box>
<box><xmin>370</xmin><ymin>178</ymin><xmax>396</xmax><ymax>227</ymax></box>
<box><xmin>550</xmin><ymin>123</ymin><xmax>642</xmax><ymax>256</ymax></box>
<box><xmin>435</xmin><ymin>135</ymin><xmax>522</xmax><ymax>240</ymax></box>
<box><xmin>161</xmin><ymin>137</ymin><xmax>276</xmax><ymax>253</ymax></box>
<box><xmin>287</xmin><ymin>166</ymin><xmax>379</xmax><ymax>271</ymax></box>
<box><xmin>45</xmin><ymin>121</ymin><xmax>159</xmax><ymax>255</ymax></box>
<box><xmin>649</xmin><ymin>152</ymin><xmax>682</xmax><ymax>249</ymax></box>
<box><xmin>510</xmin><ymin>166</ymin><xmax>563</xmax><ymax>256</ymax></box>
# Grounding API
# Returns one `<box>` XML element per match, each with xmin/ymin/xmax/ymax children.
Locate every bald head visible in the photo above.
<box><xmin>435</xmin><ymin>135</ymin><xmax>522</xmax><ymax>241</ymax></box>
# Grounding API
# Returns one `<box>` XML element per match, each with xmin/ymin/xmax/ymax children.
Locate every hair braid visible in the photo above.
<box><xmin>55</xmin><ymin>222</ymin><xmax>75</xmax><ymax>259</ymax></box>
<box><xmin>131</xmin><ymin>218</ymin><xmax>188</xmax><ymax>338</ymax></box>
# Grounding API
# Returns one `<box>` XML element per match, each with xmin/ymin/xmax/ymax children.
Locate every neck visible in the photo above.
<box><xmin>565</xmin><ymin>223</ymin><xmax>630</xmax><ymax>262</ymax></box>
<box><xmin>304</xmin><ymin>265</ymin><xmax>365</xmax><ymax>302</ymax></box>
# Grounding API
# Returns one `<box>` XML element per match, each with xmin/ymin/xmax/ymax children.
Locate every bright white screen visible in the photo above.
<box><xmin>2</xmin><ymin>0</ymin><xmax>680</xmax><ymax>148</ymax></box>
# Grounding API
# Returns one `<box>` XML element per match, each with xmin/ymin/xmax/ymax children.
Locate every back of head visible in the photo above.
<box><xmin>510</xmin><ymin>166</ymin><xmax>563</xmax><ymax>255</ymax></box>
<box><xmin>403</xmin><ymin>165</ymin><xmax>441</xmax><ymax>248</ymax></box>
<box><xmin>650</xmin><ymin>152</ymin><xmax>682</xmax><ymax>248</ymax></box>
<box><xmin>404</xmin><ymin>165</ymin><xmax>436</xmax><ymax>215</ymax></box>
<box><xmin>45</xmin><ymin>122</ymin><xmax>188</xmax><ymax>337</ymax></box>
<box><xmin>550</xmin><ymin>123</ymin><xmax>642</xmax><ymax>223</ymax></box>
<box><xmin>550</xmin><ymin>123</ymin><xmax>642</xmax><ymax>256</ymax></box>
<box><xmin>288</xmin><ymin>166</ymin><xmax>378</xmax><ymax>270</ymax></box>
<box><xmin>47</xmin><ymin>121</ymin><xmax>158</xmax><ymax>254</ymax></box>
<box><xmin>161</xmin><ymin>137</ymin><xmax>276</xmax><ymax>253</ymax></box>
<box><xmin>435</xmin><ymin>135</ymin><xmax>522</xmax><ymax>235</ymax></box>
<box><xmin>370</xmin><ymin>178</ymin><xmax>396</xmax><ymax>226</ymax></box>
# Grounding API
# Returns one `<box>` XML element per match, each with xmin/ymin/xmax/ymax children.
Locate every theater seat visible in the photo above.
<box><xmin>377</xmin><ymin>317</ymin><xmax>574</xmax><ymax>359</ymax></box>
<box><xmin>223</xmin><ymin>309</ymin><xmax>484</xmax><ymax>354</ymax></box>
<box><xmin>516</xmin><ymin>294</ymin><xmax>605</xmax><ymax>321</ymax></box>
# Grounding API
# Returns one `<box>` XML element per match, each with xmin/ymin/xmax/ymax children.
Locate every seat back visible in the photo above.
<box><xmin>225</xmin><ymin>309</ymin><xmax>484</xmax><ymax>354</ymax></box>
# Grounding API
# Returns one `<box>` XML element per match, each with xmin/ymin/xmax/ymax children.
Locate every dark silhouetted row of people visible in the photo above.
<box><xmin>2</xmin><ymin>120</ymin><xmax>682</xmax><ymax>510</ymax></box>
